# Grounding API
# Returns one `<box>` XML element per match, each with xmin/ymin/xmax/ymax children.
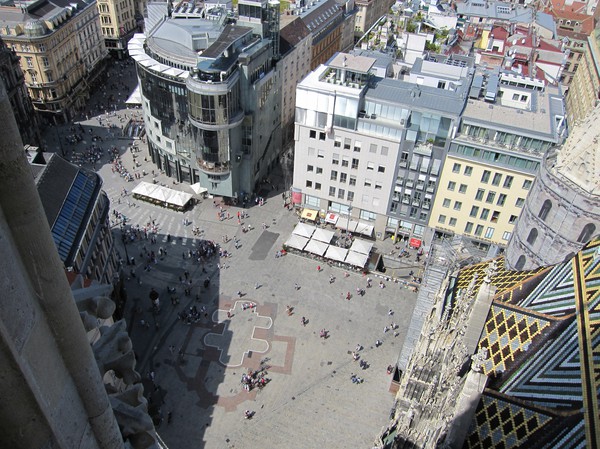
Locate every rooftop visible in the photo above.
<box><xmin>328</xmin><ymin>53</ymin><xmax>376</xmax><ymax>74</ymax></box>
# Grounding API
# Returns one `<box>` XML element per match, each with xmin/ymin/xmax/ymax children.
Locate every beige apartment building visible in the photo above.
<box><xmin>354</xmin><ymin>0</ymin><xmax>394</xmax><ymax>37</ymax></box>
<box><xmin>97</xmin><ymin>0</ymin><xmax>138</xmax><ymax>56</ymax></box>
<box><xmin>0</xmin><ymin>0</ymin><xmax>108</xmax><ymax>124</ymax></box>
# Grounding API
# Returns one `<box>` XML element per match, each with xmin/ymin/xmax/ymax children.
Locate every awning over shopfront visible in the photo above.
<box><xmin>189</xmin><ymin>183</ymin><xmax>208</xmax><ymax>195</ymax></box>
<box><xmin>284</xmin><ymin>234</ymin><xmax>309</xmax><ymax>251</ymax></box>
<box><xmin>324</xmin><ymin>212</ymin><xmax>339</xmax><ymax>224</ymax></box>
<box><xmin>304</xmin><ymin>239</ymin><xmax>329</xmax><ymax>256</ymax></box>
<box><xmin>292</xmin><ymin>222</ymin><xmax>316</xmax><ymax>239</ymax></box>
<box><xmin>409</xmin><ymin>238</ymin><xmax>422</xmax><ymax>249</ymax></box>
<box><xmin>301</xmin><ymin>208</ymin><xmax>319</xmax><ymax>221</ymax></box>
<box><xmin>336</xmin><ymin>219</ymin><xmax>357</xmax><ymax>232</ymax></box>
<box><xmin>312</xmin><ymin>227</ymin><xmax>335</xmax><ymax>244</ymax></box>
<box><xmin>345</xmin><ymin>251</ymin><xmax>369</xmax><ymax>268</ymax></box>
<box><xmin>325</xmin><ymin>245</ymin><xmax>348</xmax><ymax>262</ymax></box>
<box><xmin>355</xmin><ymin>222</ymin><xmax>374</xmax><ymax>237</ymax></box>
<box><xmin>350</xmin><ymin>239</ymin><xmax>373</xmax><ymax>255</ymax></box>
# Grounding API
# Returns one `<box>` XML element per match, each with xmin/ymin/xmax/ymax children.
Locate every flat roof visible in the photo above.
<box><xmin>328</xmin><ymin>53</ymin><xmax>376</xmax><ymax>74</ymax></box>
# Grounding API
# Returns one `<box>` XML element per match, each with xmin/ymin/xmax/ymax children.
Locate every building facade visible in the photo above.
<box><xmin>505</xmin><ymin>104</ymin><xmax>600</xmax><ymax>270</ymax></box>
<box><xmin>565</xmin><ymin>27</ymin><xmax>600</xmax><ymax>126</ymax></box>
<box><xmin>428</xmin><ymin>74</ymin><xmax>566</xmax><ymax>253</ymax></box>
<box><xmin>293</xmin><ymin>53</ymin><xmax>471</xmax><ymax>243</ymax></box>
<box><xmin>131</xmin><ymin>0</ymin><xmax>282</xmax><ymax>197</ymax></box>
<box><xmin>97</xmin><ymin>0</ymin><xmax>138</xmax><ymax>57</ymax></box>
<box><xmin>354</xmin><ymin>0</ymin><xmax>394</xmax><ymax>37</ymax></box>
<box><xmin>0</xmin><ymin>37</ymin><xmax>40</xmax><ymax>145</ymax></box>
<box><xmin>32</xmin><ymin>153</ymin><xmax>119</xmax><ymax>283</ymax></box>
<box><xmin>0</xmin><ymin>0</ymin><xmax>108</xmax><ymax>124</ymax></box>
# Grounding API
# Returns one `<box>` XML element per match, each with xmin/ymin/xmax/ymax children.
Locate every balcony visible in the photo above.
<box><xmin>197</xmin><ymin>159</ymin><xmax>231</xmax><ymax>174</ymax></box>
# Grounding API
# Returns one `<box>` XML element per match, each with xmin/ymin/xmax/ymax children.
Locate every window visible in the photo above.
<box><xmin>338</xmin><ymin>188</ymin><xmax>345</xmax><ymax>199</ymax></box>
<box><xmin>381</xmin><ymin>146</ymin><xmax>389</xmax><ymax>156</ymax></box>
<box><xmin>329</xmin><ymin>186</ymin><xmax>336</xmax><ymax>196</ymax></box>
<box><xmin>449</xmin><ymin>218</ymin><xmax>457</xmax><ymax>226</ymax></box>
<box><xmin>486</xmin><ymin>191</ymin><xmax>496</xmax><ymax>203</ymax></box>
<box><xmin>334</xmin><ymin>138</ymin><xmax>341</xmax><ymax>148</ymax></box>
<box><xmin>497</xmin><ymin>194</ymin><xmax>507</xmax><ymax>206</ymax></box>
<box><xmin>522</xmin><ymin>179</ymin><xmax>532</xmax><ymax>190</ymax></box>
<box><xmin>344</xmin><ymin>138</ymin><xmax>351</xmax><ymax>150</ymax></box>
<box><xmin>465</xmin><ymin>222</ymin><xmax>474</xmax><ymax>233</ymax></box>
<box><xmin>491</xmin><ymin>211</ymin><xmax>500</xmax><ymax>223</ymax></box>
<box><xmin>375</xmin><ymin>182</ymin><xmax>382</xmax><ymax>190</ymax></box>
<box><xmin>360</xmin><ymin>210</ymin><xmax>377</xmax><ymax>221</ymax></box>
<box><xmin>332</xmin><ymin>154</ymin><xmax>339</xmax><ymax>165</ymax></box>
<box><xmin>480</xmin><ymin>208</ymin><xmax>489</xmax><ymax>220</ymax></box>
<box><xmin>316</xmin><ymin>167</ymin><xmax>323</xmax><ymax>174</ymax></box>
<box><xmin>475</xmin><ymin>189</ymin><xmax>485</xmax><ymax>201</ymax></box>
<box><xmin>349</xmin><ymin>175</ymin><xmax>356</xmax><ymax>186</ymax></box>
<box><xmin>340</xmin><ymin>173</ymin><xmax>347</xmax><ymax>183</ymax></box>
<box><xmin>319</xmin><ymin>132</ymin><xmax>326</xmax><ymax>141</ymax></box>
<box><xmin>464</xmin><ymin>166</ymin><xmax>473</xmax><ymax>176</ymax></box>
<box><xmin>367</xmin><ymin>162</ymin><xmax>375</xmax><ymax>170</ymax></box>
<box><xmin>452</xmin><ymin>163</ymin><xmax>461</xmax><ymax>173</ymax></box>
<box><xmin>26</xmin><ymin>57</ymin><xmax>34</xmax><ymax>68</ymax></box>
<box><xmin>306</xmin><ymin>180</ymin><xmax>312</xmax><ymax>188</ymax></box>
<box><xmin>538</xmin><ymin>200</ymin><xmax>552</xmax><ymax>220</ymax></box>
<box><xmin>342</xmin><ymin>158</ymin><xmax>349</xmax><ymax>167</ymax></box>
<box><xmin>459</xmin><ymin>184</ymin><xmax>467</xmax><ymax>194</ymax></box>
<box><xmin>475</xmin><ymin>224</ymin><xmax>484</xmax><ymax>236</ymax></box>
<box><xmin>492</xmin><ymin>173</ymin><xmax>502</xmax><ymax>186</ymax></box>
<box><xmin>503</xmin><ymin>175</ymin><xmax>513</xmax><ymax>188</ymax></box>
<box><xmin>527</xmin><ymin>228</ymin><xmax>538</xmax><ymax>244</ymax></box>
<box><xmin>470</xmin><ymin>206</ymin><xmax>479</xmax><ymax>217</ymax></box>
<box><xmin>369</xmin><ymin>143</ymin><xmax>377</xmax><ymax>153</ymax></box>
<box><xmin>364</xmin><ymin>179</ymin><xmax>372</xmax><ymax>187</ymax></box>
<box><xmin>502</xmin><ymin>231</ymin><xmax>511</xmax><ymax>241</ymax></box>
<box><xmin>577</xmin><ymin>223</ymin><xmax>596</xmax><ymax>243</ymax></box>
<box><xmin>515</xmin><ymin>255</ymin><xmax>526</xmax><ymax>270</ymax></box>
<box><xmin>438</xmin><ymin>214</ymin><xmax>446</xmax><ymax>224</ymax></box>
<box><xmin>481</xmin><ymin>170</ymin><xmax>491</xmax><ymax>183</ymax></box>
<box><xmin>516</xmin><ymin>198</ymin><xmax>525</xmax><ymax>208</ymax></box>
<box><xmin>309</xmin><ymin>130</ymin><xmax>316</xmax><ymax>139</ymax></box>
<box><xmin>330</xmin><ymin>170</ymin><xmax>338</xmax><ymax>181</ymax></box>
<box><xmin>41</xmin><ymin>56</ymin><xmax>49</xmax><ymax>67</ymax></box>
<box><xmin>484</xmin><ymin>227</ymin><xmax>495</xmax><ymax>239</ymax></box>
<box><xmin>317</xmin><ymin>150</ymin><xmax>325</xmax><ymax>159</ymax></box>
<box><xmin>509</xmin><ymin>215</ymin><xmax>518</xmax><ymax>224</ymax></box>
<box><xmin>352</xmin><ymin>158</ymin><xmax>359</xmax><ymax>169</ymax></box>
<box><xmin>307</xmin><ymin>165</ymin><xmax>314</xmax><ymax>172</ymax></box>
<box><xmin>378</xmin><ymin>166</ymin><xmax>385</xmax><ymax>173</ymax></box>
<box><xmin>347</xmin><ymin>191</ymin><xmax>354</xmax><ymax>201</ymax></box>
<box><xmin>354</xmin><ymin>141</ymin><xmax>361</xmax><ymax>152</ymax></box>
<box><xmin>447</xmin><ymin>181</ymin><xmax>456</xmax><ymax>191</ymax></box>
<box><xmin>454</xmin><ymin>201</ymin><xmax>462</xmax><ymax>211</ymax></box>
<box><xmin>443</xmin><ymin>198</ymin><xmax>451</xmax><ymax>208</ymax></box>
<box><xmin>315</xmin><ymin>183</ymin><xmax>321</xmax><ymax>190</ymax></box>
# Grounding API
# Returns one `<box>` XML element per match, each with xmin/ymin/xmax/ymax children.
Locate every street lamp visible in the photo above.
<box><xmin>346</xmin><ymin>202</ymin><xmax>353</xmax><ymax>239</ymax></box>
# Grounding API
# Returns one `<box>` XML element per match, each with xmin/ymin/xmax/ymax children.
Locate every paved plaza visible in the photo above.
<box><xmin>41</xmin><ymin>58</ymin><xmax>420</xmax><ymax>449</ymax></box>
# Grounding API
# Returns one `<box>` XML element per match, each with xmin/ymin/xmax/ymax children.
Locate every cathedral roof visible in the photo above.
<box><xmin>554</xmin><ymin>104</ymin><xmax>600</xmax><ymax>195</ymax></box>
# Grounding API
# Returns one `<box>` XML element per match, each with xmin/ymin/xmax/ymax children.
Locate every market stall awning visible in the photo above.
<box><xmin>292</xmin><ymin>222</ymin><xmax>316</xmax><ymax>239</ymax></box>
<box><xmin>325</xmin><ymin>212</ymin><xmax>339</xmax><ymax>224</ymax></box>
<box><xmin>350</xmin><ymin>239</ymin><xmax>374</xmax><ymax>255</ymax></box>
<box><xmin>301</xmin><ymin>208</ymin><xmax>319</xmax><ymax>221</ymax></box>
<box><xmin>304</xmin><ymin>239</ymin><xmax>329</xmax><ymax>256</ymax></box>
<box><xmin>325</xmin><ymin>245</ymin><xmax>348</xmax><ymax>262</ymax></box>
<box><xmin>132</xmin><ymin>181</ymin><xmax>193</xmax><ymax>208</ymax></box>
<box><xmin>312</xmin><ymin>227</ymin><xmax>335</xmax><ymax>244</ymax></box>
<box><xmin>284</xmin><ymin>234</ymin><xmax>309</xmax><ymax>251</ymax></box>
<box><xmin>345</xmin><ymin>251</ymin><xmax>369</xmax><ymax>268</ymax></box>
<box><xmin>355</xmin><ymin>222</ymin><xmax>374</xmax><ymax>237</ymax></box>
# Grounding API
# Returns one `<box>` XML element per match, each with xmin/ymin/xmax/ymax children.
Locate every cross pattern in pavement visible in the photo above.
<box><xmin>204</xmin><ymin>300</ymin><xmax>272</xmax><ymax>367</ymax></box>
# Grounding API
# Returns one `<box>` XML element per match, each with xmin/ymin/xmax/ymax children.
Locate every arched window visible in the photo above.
<box><xmin>577</xmin><ymin>223</ymin><xmax>596</xmax><ymax>243</ymax></box>
<box><xmin>538</xmin><ymin>199</ymin><xmax>552</xmax><ymax>221</ymax></box>
<box><xmin>515</xmin><ymin>255</ymin><xmax>526</xmax><ymax>271</ymax></box>
<box><xmin>527</xmin><ymin>228</ymin><xmax>538</xmax><ymax>245</ymax></box>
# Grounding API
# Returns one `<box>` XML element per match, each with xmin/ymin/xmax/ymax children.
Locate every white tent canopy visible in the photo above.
<box><xmin>284</xmin><ymin>234</ymin><xmax>309</xmax><ymax>251</ymax></box>
<box><xmin>304</xmin><ymin>239</ymin><xmax>329</xmax><ymax>256</ymax></box>
<box><xmin>350</xmin><ymin>239</ymin><xmax>374</xmax><ymax>255</ymax></box>
<box><xmin>132</xmin><ymin>181</ymin><xmax>193</xmax><ymax>208</ymax></box>
<box><xmin>189</xmin><ymin>183</ymin><xmax>208</xmax><ymax>195</ymax></box>
<box><xmin>336</xmin><ymin>218</ymin><xmax>358</xmax><ymax>232</ymax></box>
<box><xmin>312</xmin><ymin>227</ymin><xmax>335</xmax><ymax>244</ymax></box>
<box><xmin>293</xmin><ymin>222</ymin><xmax>316</xmax><ymax>239</ymax></box>
<box><xmin>325</xmin><ymin>245</ymin><xmax>348</xmax><ymax>262</ymax></box>
<box><xmin>345</xmin><ymin>251</ymin><xmax>369</xmax><ymax>268</ymax></box>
